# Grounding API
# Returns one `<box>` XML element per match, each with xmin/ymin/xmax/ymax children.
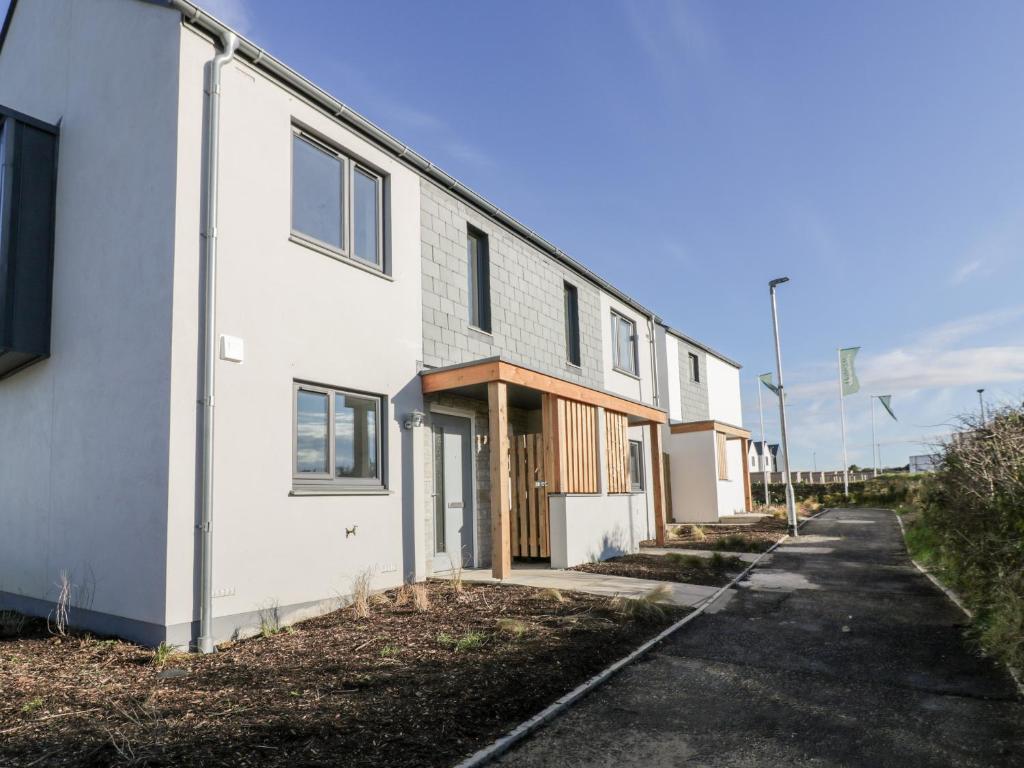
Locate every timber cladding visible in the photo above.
<box><xmin>605</xmin><ymin>410</ymin><xmax>631</xmax><ymax>493</ymax></box>
<box><xmin>510</xmin><ymin>433</ymin><xmax>549</xmax><ymax>557</ymax></box>
<box><xmin>557</xmin><ymin>398</ymin><xmax>599</xmax><ymax>494</ymax></box>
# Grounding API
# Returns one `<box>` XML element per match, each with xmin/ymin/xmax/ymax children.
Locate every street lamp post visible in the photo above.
<box><xmin>977</xmin><ymin>388</ymin><xmax>986</xmax><ymax>423</ymax></box>
<box><xmin>769</xmin><ymin>277</ymin><xmax>798</xmax><ymax>537</ymax></box>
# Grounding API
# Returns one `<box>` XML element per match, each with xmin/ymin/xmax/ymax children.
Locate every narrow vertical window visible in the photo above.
<box><xmin>291</xmin><ymin>134</ymin><xmax>343</xmax><ymax>249</ymax></box>
<box><xmin>295</xmin><ymin>389</ymin><xmax>330</xmax><ymax>475</ymax></box>
<box><xmin>353</xmin><ymin>166</ymin><xmax>381</xmax><ymax>266</ymax></box>
<box><xmin>629</xmin><ymin>439</ymin><xmax>644</xmax><ymax>492</ymax></box>
<box><xmin>611</xmin><ymin>311</ymin><xmax>637</xmax><ymax>375</ymax></box>
<box><xmin>564</xmin><ymin>282</ymin><xmax>581</xmax><ymax>366</ymax></box>
<box><xmin>689</xmin><ymin>352</ymin><xmax>700</xmax><ymax>382</ymax></box>
<box><xmin>467</xmin><ymin>227</ymin><xmax>491</xmax><ymax>332</ymax></box>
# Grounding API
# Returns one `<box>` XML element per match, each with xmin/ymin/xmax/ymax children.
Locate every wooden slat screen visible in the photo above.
<box><xmin>558</xmin><ymin>398</ymin><xmax>599</xmax><ymax>494</ymax></box>
<box><xmin>606</xmin><ymin>410</ymin><xmax>631</xmax><ymax>493</ymax></box>
<box><xmin>716</xmin><ymin>431</ymin><xmax>729</xmax><ymax>480</ymax></box>
<box><xmin>509</xmin><ymin>433</ymin><xmax>549</xmax><ymax>557</ymax></box>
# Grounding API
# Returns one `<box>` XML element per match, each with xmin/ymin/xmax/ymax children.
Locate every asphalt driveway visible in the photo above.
<box><xmin>493</xmin><ymin>508</ymin><xmax>1023</xmax><ymax>767</ymax></box>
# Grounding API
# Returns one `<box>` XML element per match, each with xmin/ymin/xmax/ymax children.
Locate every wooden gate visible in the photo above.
<box><xmin>510</xmin><ymin>433</ymin><xmax>549</xmax><ymax>558</ymax></box>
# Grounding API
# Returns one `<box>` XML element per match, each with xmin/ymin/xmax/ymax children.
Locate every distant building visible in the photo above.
<box><xmin>909</xmin><ymin>454</ymin><xmax>939</xmax><ymax>473</ymax></box>
<box><xmin>747</xmin><ymin>440</ymin><xmax>779</xmax><ymax>473</ymax></box>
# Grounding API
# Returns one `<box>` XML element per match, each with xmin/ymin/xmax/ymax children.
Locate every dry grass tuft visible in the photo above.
<box><xmin>411</xmin><ymin>583</ymin><xmax>430</xmax><ymax>612</ymax></box>
<box><xmin>351</xmin><ymin>570</ymin><xmax>373</xmax><ymax>619</ymax></box>
<box><xmin>496</xmin><ymin>618</ymin><xmax>529</xmax><ymax>638</ymax></box>
<box><xmin>394</xmin><ymin>584</ymin><xmax>412</xmax><ymax>607</ymax></box>
<box><xmin>690</xmin><ymin>525</ymin><xmax>708</xmax><ymax>542</ymax></box>
<box><xmin>539</xmin><ymin>587</ymin><xmax>564</xmax><ymax>604</ymax></box>
<box><xmin>608</xmin><ymin>585</ymin><xmax>674</xmax><ymax>623</ymax></box>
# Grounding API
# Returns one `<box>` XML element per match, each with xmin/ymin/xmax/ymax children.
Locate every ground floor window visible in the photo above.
<box><xmin>628</xmin><ymin>439</ymin><xmax>644</xmax><ymax>492</ymax></box>
<box><xmin>294</xmin><ymin>381</ymin><xmax>385</xmax><ymax>490</ymax></box>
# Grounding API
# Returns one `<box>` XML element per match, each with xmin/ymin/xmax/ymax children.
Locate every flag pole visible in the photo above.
<box><xmin>837</xmin><ymin>348</ymin><xmax>849</xmax><ymax>498</ymax></box>
<box><xmin>757</xmin><ymin>377</ymin><xmax>769</xmax><ymax>506</ymax></box>
<box><xmin>870</xmin><ymin>395</ymin><xmax>877</xmax><ymax>477</ymax></box>
<box><xmin>769</xmin><ymin>278</ymin><xmax>798</xmax><ymax>537</ymax></box>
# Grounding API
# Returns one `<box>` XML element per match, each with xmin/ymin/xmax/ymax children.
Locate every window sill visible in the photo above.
<box><xmin>612</xmin><ymin>366</ymin><xmax>641</xmax><ymax>381</ymax></box>
<box><xmin>565</xmin><ymin>361</ymin><xmax>583</xmax><ymax>371</ymax></box>
<box><xmin>289</xmin><ymin>234</ymin><xmax>392</xmax><ymax>281</ymax></box>
<box><xmin>468</xmin><ymin>325</ymin><xmax>493</xmax><ymax>338</ymax></box>
<box><xmin>290</xmin><ymin>487</ymin><xmax>393</xmax><ymax>497</ymax></box>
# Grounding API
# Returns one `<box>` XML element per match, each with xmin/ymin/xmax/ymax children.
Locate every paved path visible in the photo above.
<box><xmin>494</xmin><ymin>508</ymin><xmax>1023</xmax><ymax>767</ymax></box>
<box><xmin>458</xmin><ymin>566</ymin><xmax>723</xmax><ymax>608</ymax></box>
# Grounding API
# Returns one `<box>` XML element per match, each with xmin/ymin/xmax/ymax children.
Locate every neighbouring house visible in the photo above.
<box><xmin>0</xmin><ymin>0</ymin><xmax>745</xmax><ymax>649</ymax></box>
<box><xmin>748</xmin><ymin>441</ymin><xmax>779</xmax><ymax>474</ymax></box>
<box><xmin>654</xmin><ymin>327</ymin><xmax>753</xmax><ymax>523</ymax></box>
<box><xmin>909</xmin><ymin>454</ymin><xmax>939</xmax><ymax>473</ymax></box>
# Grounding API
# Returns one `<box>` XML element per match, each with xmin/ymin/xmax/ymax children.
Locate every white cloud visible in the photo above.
<box><xmin>950</xmin><ymin>257</ymin><xmax>985</xmax><ymax>285</ymax></box>
<box><xmin>624</xmin><ymin>0</ymin><xmax>718</xmax><ymax>80</ymax></box>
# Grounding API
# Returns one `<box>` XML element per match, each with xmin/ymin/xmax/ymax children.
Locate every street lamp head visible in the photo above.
<box><xmin>769</xmin><ymin>277</ymin><xmax>790</xmax><ymax>288</ymax></box>
<box><xmin>977</xmin><ymin>388</ymin><xmax>985</xmax><ymax>395</ymax></box>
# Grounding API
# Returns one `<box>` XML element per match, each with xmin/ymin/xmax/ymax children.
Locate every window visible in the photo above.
<box><xmin>716</xmin><ymin>432</ymin><xmax>729</xmax><ymax>480</ymax></box>
<box><xmin>564</xmin><ymin>282</ymin><xmax>581</xmax><ymax>366</ymax></box>
<box><xmin>689</xmin><ymin>352</ymin><xmax>700</xmax><ymax>382</ymax></box>
<box><xmin>611</xmin><ymin>311</ymin><xmax>637</xmax><ymax>375</ymax></box>
<box><xmin>294</xmin><ymin>382</ymin><xmax>385</xmax><ymax>490</ymax></box>
<box><xmin>291</xmin><ymin>131</ymin><xmax>384</xmax><ymax>269</ymax></box>
<box><xmin>467</xmin><ymin>227</ymin><xmax>491</xmax><ymax>332</ymax></box>
<box><xmin>628</xmin><ymin>439</ymin><xmax>644</xmax><ymax>492</ymax></box>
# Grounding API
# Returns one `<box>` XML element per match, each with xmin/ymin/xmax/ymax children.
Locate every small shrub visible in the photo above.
<box><xmin>667</xmin><ymin>553</ymin><xmax>705</xmax><ymax>569</ymax></box>
<box><xmin>709</xmin><ymin>551</ymin><xmax>726</xmax><ymax>568</ymax></box>
<box><xmin>411</xmin><ymin>584</ymin><xmax>430</xmax><ymax>612</ymax></box>
<box><xmin>379</xmin><ymin>643</ymin><xmax>400</xmax><ymax>658</ymax></box>
<box><xmin>258</xmin><ymin>601</ymin><xmax>281</xmax><ymax>638</ymax></box>
<box><xmin>152</xmin><ymin>642</ymin><xmax>173</xmax><ymax>667</ymax></box>
<box><xmin>48</xmin><ymin>570</ymin><xmax>72</xmax><ymax>637</ymax></box>
<box><xmin>437</xmin><ymin>630</ymin><xmax>485</xmax><ymax>652</ymax></box>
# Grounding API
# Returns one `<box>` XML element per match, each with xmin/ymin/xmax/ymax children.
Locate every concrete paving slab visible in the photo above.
<box><xmin>456</xmin><ymin>567</ymin><xmax>723</xmax><ymax>608</ymax></box>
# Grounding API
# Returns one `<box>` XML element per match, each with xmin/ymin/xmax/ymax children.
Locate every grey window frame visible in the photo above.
<box><xmin>290</xmin><ymin>127</ymin><xmax>386</xmax><ymax>272</ymax></box>
<box><xmin>467</xmin><ymin>225</ymin><xmax>491</xmax><ymax>332</ymax></box>
<box><xmin>689</xmin><ymin>352</ymin><xmax>701</xmax><ymax>382</ymax></box>
<box><xmin>610</xmin><ymin>310</ymin><xmax>638</xmax><ymax>376</ymax></box>
<box><xmin>292</xmin><ymin>381</ymin><xmax>387</xmax><ymax>492</ymax></box>
<box><xmin>628</xmin><ymin>439</ymin><xmax>645</xmax><ymax>492</ymax></box>
<box><xmin>564</xmin><ymin>281</ymin><xmax>581</xmax><ymax>366</ymax></box>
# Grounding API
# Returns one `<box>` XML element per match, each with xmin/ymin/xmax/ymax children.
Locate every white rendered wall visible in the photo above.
<box><xmin>706</xmin><ymin>355</ymin><xmax>742</xmax><ymax>426</ymax></box>
<box><xmin>715</xmin><ymin>438</ymin><xmax>747</xmax><ymax>517</ymax></box>
<box><xmin>666</xmin><ymin>431</ymin><xmax>719</xmax><ymax>522</ymax></box>
<box><xmin>0</xmin><ymin>0</ymin><xmax>181</xmax><ymax>631</ymax></box>
<box><xmin>600</xmin><ymin>292</ymin><xmax>655</xmax><ymax>406</ymax></box>
<box><xmin>548</xmin><ymin>494</ymin><xmax>643</xmax><ymax>568</ymax></box>
<box><xmin>164</xmin><ymin>26</ymin><xmax>424</xmax><ymax>640</ymax></box>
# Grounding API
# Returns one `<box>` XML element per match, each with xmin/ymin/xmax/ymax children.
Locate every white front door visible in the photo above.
<box><xmin>431</xmin><ymin>413</ymin><xmax>475</xmax><ymax>571</ymax></box>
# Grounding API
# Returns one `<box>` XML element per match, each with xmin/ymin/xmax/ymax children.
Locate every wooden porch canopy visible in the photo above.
<box><xmin>669</xmin><ymin>420</ymin><xmax>754</xmax><ymax>513</ymax></box>
<box><xmin>421</xmin><ymin>358</ymin><xmax>670</xmax><ymax>577</ymax></box>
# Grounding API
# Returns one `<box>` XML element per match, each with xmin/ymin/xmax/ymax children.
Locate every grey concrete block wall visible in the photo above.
<box><xmin>421</xmin><ymin>179</ymin><xmax>603</xmax><ymax>389</ymax></box>
<box><xmin>677</xmin><ymin>341</ymin><xmax>710</xmax><ymax>422</ymax></box>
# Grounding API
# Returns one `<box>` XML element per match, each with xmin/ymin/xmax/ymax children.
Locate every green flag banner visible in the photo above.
<box><xmin>839</xmin><ymin>347</ymin><xmax>861</xmax><ymax>396</ymax></box>
<box><xmin>759</xmin><ymin>372</ymin><xmax>780</xmax><ymax>396</ymax></box>
<box><xmin>878</xmin><ymin>395</ymin><xmax>897</xmax><ymax>421</ymax></box>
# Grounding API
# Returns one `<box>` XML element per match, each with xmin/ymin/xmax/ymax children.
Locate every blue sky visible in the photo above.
<box><xmin>202</xmin><ymin>0</ymin><xmax>1024</xmax><ymax>470</ymax></box>
<box><xmin>14</xmin><ymin>0</ymin><xmax>1022</xmax><ymax>470</ymax></box>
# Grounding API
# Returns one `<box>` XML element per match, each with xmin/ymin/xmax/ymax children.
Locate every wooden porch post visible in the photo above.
<box><xmin>741</xmin><ymin>436</ymin><xmax>753</xmax><ymax>512</ymax></box>
<box><xmin>649</xmin><ymin>423</ymin><xmax>667</xmax><ymax>546</ymax></box>
<box><xmin>488</xmin><ymin>381</ymin><xmax>512</xmax><ymax>579</ymax></box>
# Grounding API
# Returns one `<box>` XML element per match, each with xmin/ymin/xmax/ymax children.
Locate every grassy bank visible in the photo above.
<box><xmin>898</xmin><ymin>405</ymin><xmax>1024</xmax><ymax>675</ymax></box>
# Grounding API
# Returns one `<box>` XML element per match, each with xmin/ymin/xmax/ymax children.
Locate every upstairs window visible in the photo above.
<box><xmin>611</xmin><ymin>311</ymin><xmax>637</xmax><ymax>375</ymax></box>
<box><xmin>564</xmin><ymin>282</ymin><xmax>581</xmax><ymax>366</ymax></box>
<box><xmin>628</xmin><ymin>439</ymin><xmax>644</xmax><ymax>492</ymax></box>
<box><xmin>291</xmin><ymin>130</ymin><xmax>384</xmax><ymax>270</ymax></box>
<box><xmin>689</xmin><ymin>352</ymin><xmax>700</xmax><ymax>382</ymax></box>
<box><xmin>467</xmin><ymin>227</ymin><xmax>491</xmax><ymax>332</ymax></box>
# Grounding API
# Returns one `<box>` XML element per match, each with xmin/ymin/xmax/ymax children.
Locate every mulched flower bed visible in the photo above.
<box><xmin>0</xmin><ymin>582</ymin><xmax>685</xmax><ymax>768</ymax></box>
<box><xmin>570</xmin><ymin>553</ymin><xmax>746</xmax><ymax>586</ymax></box>
<box><xmin>644</xmin><ymin>516</ymin><xmax>789</xmax><ymax>553</ymax></box>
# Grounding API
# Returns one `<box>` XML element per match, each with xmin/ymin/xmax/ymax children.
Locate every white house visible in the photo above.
<box><xmin>655</xmin><ymin>326</ymin><xmax>752</xmax><ymax>523</ymax></box>
<box><xmin>0</xmin><ymin>0</ymin><xmax>682</xmax><ymax>649</ymax></box>
<box><xmin>748</xmin><ymin>441</ymin><xmax>778</xmax><ymax>473</ymax></box>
